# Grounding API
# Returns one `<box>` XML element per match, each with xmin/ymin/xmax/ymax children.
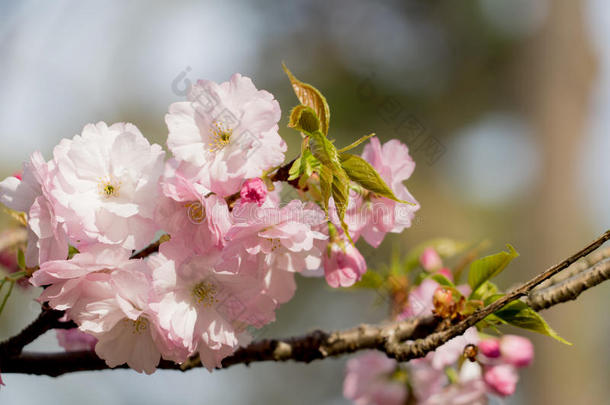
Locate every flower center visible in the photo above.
<box><xmin>267</xmin><ymin>238</ymin><xmax>282</xmax><ymax>252</ymax></box>
<box><xmin>192</xmin><ymin>281</ymin><xmax>218</xmax><ymax>307</ymax></box>
<box><xmin>127</xmin><ymin>316</ymin><xmax>149</xmax><ymax>335</ymax></box>
<box><xmin>98</xmin><ymin>175</ymin><xmax>121</xmax><ymax>198</ymax></box>
<box><xmin>185</xmin><ymin>201</ymin><xmax>206</xmax><ymax>223</ymax></box>
<box><xmin>208</xmin><ymin>121</ymin><xmax>233</xmax><ymax>152</ymax></box>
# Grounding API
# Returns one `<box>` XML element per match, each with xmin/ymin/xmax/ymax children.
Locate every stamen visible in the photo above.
<box><xmin>98</xmin><ymin>175</ymin><xmax>121</xmax><ymax>198</ymax></box>
<box><xmin>127</xmin><ymin>317</ymin><xmax>149</xmax><ymax>335</ymax></box>
<box><xmin>208</xmin><ymin>121</ymin><xmax>233</xmax><ymax>152</ymax></box>
<box><xmin>192</xmin><ymin>281</ymin><xmax>219</xmax><ymax>307</ymax></box>
<box><xmin>185</xmin><ymin>201</ymin><xmax>206</xmax><ymax>223</ymax></box>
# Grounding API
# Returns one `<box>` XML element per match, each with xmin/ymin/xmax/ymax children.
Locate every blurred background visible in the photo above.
<box><xmin>0</xmin><ymin>0</ymin><xmax>609</xmax><ymax>404</ymax></box>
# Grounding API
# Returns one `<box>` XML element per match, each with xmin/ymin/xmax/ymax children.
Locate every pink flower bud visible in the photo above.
<box><xmin>324</xmin><ymin>242</ymin><xmax>367</xmax><ymax>288</ymax></box>
<box><xmin>483</xmin><ymin>364</ymin><xmax>518</xmax><ymax>397</ymax></box>
<box><xmin>500</xmin><ymin>335</ymin><xmax>534</xmax><ymax>367</ymax></box>
<box><xmin>479</xmin><ymin>338</ymin><xmax>501</xmax><ymax>358</ymax></box>
<box><xmin>240</xmin><ymin>178</ymin><xmax>267</xmax><ymax>206</ymax></box>
<box><xmin>420</xmin><ymin>247</ymin><xmax>442</xmax><ymax>271</ymax></box>
<box><xmin>0</xmin><ymin>369</ymin><xmax>4</xmax><ymax>387</ymax></box>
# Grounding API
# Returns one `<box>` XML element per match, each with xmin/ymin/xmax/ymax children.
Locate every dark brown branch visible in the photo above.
<box><xmin>1</xmin><ymin>230</ymin><xmax>608</xmax><ymax>376</ymax></box>
<box><xmin>0</xmin><ymin>306</ymin><xmax>75</xmax><ymax>359</ymax></box>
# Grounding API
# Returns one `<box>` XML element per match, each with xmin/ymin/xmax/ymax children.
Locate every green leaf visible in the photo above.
<box><xmin>471</xmin><ymin>281</ymin><xmax>500</xmax><ymax>302</ymax></box>
<box><xmin>337</xmin><ymin>133</ymin><xmax>376</xmax><ymax>154</ymax></box>
<box><xmin>282</xmin><ymin>63</ymin><xmax>331</xmax><ymax>136</ymax></box>
<box><xmin>340</xmin><ymin>154</ymin><xmax>411</xmax><ymax>204</ymax></box>
<box><xmin>288</xmin><ymin>105</ymin><xmax>320</xmax><ymax>134</ymax></box>
<box><xmin>352</xmin><ymin>270</ymin><xmax>384</xmax><ymax>289</ymax></box>
<box><xmin>309</xmin><ymin>131</ymin><xmax>341</xmax><ymax>170</ymax></box>
<box><xmin>468</xmin><ymin>245</ymin><xmax>519</xmax><ymax>296</ymax></box>
<box><xmin>428</xmin><ymin>273</ymin><xmax>455</xmax><ymax>287</ymax></box>
<box><xmin>331</xmin><ymin>171</ymin><xmax>352</xmax><ymax>241</ymax></box>
<box><xmin>17</xmin><ymin>249</ymin><xmax>25</xmax><ymax>270</ymax></box>
<box><xmin>494</xmin><ymin>300</ymin><xmax>572</xmax><ymax>345</ymax></box>
<box><xmin>319</xmin><ymin>166</ymin><xmax>333</xmax><ymax>213</ymax></box>
<box><xmin>288</xmin><ymin>157</ymin><xmax>302</xmax><ymax>181</ymax></box>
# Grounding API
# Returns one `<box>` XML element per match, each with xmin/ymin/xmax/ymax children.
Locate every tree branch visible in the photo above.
<box><xmin>1</xmin><ymin>231</ymin><xmax>608</xmax><ymax>376</ymax></box>
<box><xmin>527</xmin><ymin>257</ymin><xmax>610</xmax><ymax>311</ymax></box>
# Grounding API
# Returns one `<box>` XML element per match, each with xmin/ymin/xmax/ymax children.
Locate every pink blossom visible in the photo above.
<box><xmin>483</xmin><ymin>364</ymin><xmax>519</xmax><ymax>397</ymax></box>
<box><xmin>426</xmin><ymin>327</ymin><xmax>480</xmax><ymax>370</ymax></box>
<box><xmin>49</xmin><ymin>122</ymin><xmax>164</xmax><ymax>251</ymax></box>
<box><xmin>421</xmin><ymin>379</ymin><xmax>488</xmax><ymax>405</ymax></box>
<box><xmin>156</xmin><ymin>159</ymin><xmax>232</xmax><ymax>250</ymax></box>
<box><xmin>343</xmin><ymin>137</ymin><xmax>419</xmax><ymax>248</ymax></box>
<box><xmin>56</xmin><ymin>328</ymin><xmax>97</xmax><ymax>351</ymax></box>
<box><xmin>240</xmin><ymin>178</ymin><xmax>267</xmax><ymax>206</ymax></box>
<box><xmin>478</xmin><ymin>338</ymin><xmax>501</xmax><ymax>359</ymax></box>
<box><xmin>499</xmin><ymin>335</ymin><xmax>534</xmax><ymax>367</ymax></box>
<box><xmin>0</xmin><ymin>152</ymin><xmax>69</xmax><ymax>266</ymax></box>
<box><xmin>30</xmin><ymin>246</ymin><xmax>135</xmax><ymax>314</ymax></box>
<box><xmin>323</xmin><ymin>235</ymin><xmax>367</xmax><ymax>288</ymax></box>
<box><xmin>343</xmin><ymin>351</ymin><xmax>407</xmax><ymax>405</ymax></box>
<box><xmin>166</xmin><ymin>74</ymin><xmax>286</xmax><ymax>196</ymax></box>
<box><xmin>225</xmin><ymin>200</ymin><xmax>327</xmax><ymax>274</ymax></box>
<box><xmin>398</xmin><ymin>279</ymin><xmax>439</xmax><ymax>319</ymax></box>
<box><xmin>420</xmin><ymin>247</ymin><xmax>442</xmax><ymax>271</ymax></box>
<box><xmin>150</xmin><ymin>242</ymin><xmax>277</xmax><ymax>370</ymax></box>
<box><xmin>0</xmin><ymin>369</ymin><xmax>3</xmax><ymax>387</ymax></box>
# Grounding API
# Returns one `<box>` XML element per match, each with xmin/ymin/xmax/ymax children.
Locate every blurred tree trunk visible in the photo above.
<box><xmin>515</xmin><ymin>1</ymin><xmax>599</xmax><ymax>404</ymax></box>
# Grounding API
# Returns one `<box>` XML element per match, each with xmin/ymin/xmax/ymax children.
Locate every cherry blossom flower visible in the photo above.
<box><xmin>323</xmin><ymin>232</ymin><xmax>367</xmax><ymax>288</ymax></box>
<box><xmin>49</xmin><ymin>122</ymin><xmax>164</xmax><ymax>251</ymax></box>
<box><xmin>156</xmin><ymin>159</ymin><xmax>231</xmax><ymax>250</ymax></box>
<box><xmin>0</xmin><ymin>152</ymin><xmax>69</xmax><ymax>266</ymax></box>
<box><xmin>343</xmin><ymin>351</ymin><xmax>407</xmax><ymax>405</ymax></box>
<box><xmin>343</xmin><ymin>137</ymin><xmax>419</xmax><ymax>248</ymax></box>
<box><xmin>398</xmin><ymin>278</ymin><xmax>439</xmax><ymax>319</ymax></box>
<box><xmin>166</xmin><ymin>74</ymin><xmax>286</xmax><ymax>196</ymax></box>
<box><xmin>150</xmin><ymin>241</ymin><xmax>278</xmax><ymax>370</ymax></box>
<box><xmin>224</xmin><ymin>200</ymin><xmax>327</xmax><ymax>274</ymax></box>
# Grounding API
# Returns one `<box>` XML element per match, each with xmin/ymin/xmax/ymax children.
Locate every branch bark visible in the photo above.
<box><xmin>1</xmin><ymin>230</ymin><xmax>608</xmax><ymax>376</ymax></box>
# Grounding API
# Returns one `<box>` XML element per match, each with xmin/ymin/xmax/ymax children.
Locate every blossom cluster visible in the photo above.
<box><xmin>343</xmin><ymin>248</ymin><xmax>534</xmax><ymax>405</ymax></box>
<box><xmin>0</xmin><ymin>74</ymin><xmax>418</xmax><ymax>373</ymax></box>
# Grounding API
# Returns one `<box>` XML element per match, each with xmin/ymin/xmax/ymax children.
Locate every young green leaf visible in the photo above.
<box><xmin>282</xmin><ymin>63</ymin><xmax>331</xmax><ymax>136</ymax></box>
<box><xmin>332</xmin><ymin>171</ymin><xmax>353</xmax><ymax>241</ymax></box>
<box><xmin>309</xmin><ymin>131</ymin><xmax>341</xmax><ymax>170</ymax></box>
<box><xmin>288</xmin><ymin>105</ymin><xmax>320</xmax><ymax>134</ymax></box>
<box><xmin>494</xmin><ymin>300</ymin><xmax>572</xmax><ymax>345</ymax></box>
<box><xmin>428</xmin><ymin>273</ymin><xmax>456</xmax><ymax>287</ymax></box>
<box><xmin>471</xmin><ymin>281</ymin><xmax>500</xmax><ymax>302</ymax></box>
<box><xmin>319</xmin><ymin>166</ymin><xmax>333</xmax><ymax>213</ymax></box>
<box><xmin>468</xmin><ymin>245</ymin><xmax>519</xmax><ymax>295</ymax></box>
<box><xmin>339</xmin><ymin>153</ymin><xmax>413</xmax><ymax>204</ymax></box>
<box><xmin>337</xmin><ymin>133</ymin><xmax>376</xmax><ymax>154</ymax></box>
